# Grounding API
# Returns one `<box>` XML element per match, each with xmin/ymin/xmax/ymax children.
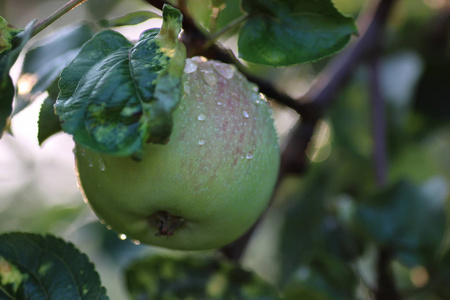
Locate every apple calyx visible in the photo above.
<box><xmin>148</xmin><ymin>211</ymin><xmax>185</xmax><ymax>236</ymax></box>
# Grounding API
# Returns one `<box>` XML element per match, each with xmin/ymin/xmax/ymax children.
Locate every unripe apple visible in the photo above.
<box><xmin>75</xmin><ymin>57</ymin><xmax>280</xmax><ymax>250</ymax></box>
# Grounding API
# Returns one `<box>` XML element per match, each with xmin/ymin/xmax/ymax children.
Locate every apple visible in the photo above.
<box><xmin>75</xmin><ymin>57</ymin><xmax>280</xmax><ymax>250</ymax></box>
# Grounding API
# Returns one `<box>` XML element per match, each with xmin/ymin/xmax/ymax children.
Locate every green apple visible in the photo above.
<box><xmin>75</xmin><ymin>57</ymin><xmax>280</xmax><ymax>250</ymax></box>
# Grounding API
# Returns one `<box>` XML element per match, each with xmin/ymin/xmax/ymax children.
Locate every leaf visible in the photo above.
<box><xmin>38</xmin><ymin>94</ymin><xmax>62</xmax><ymax>145</ymax></box>
<box><xmin>283</xmin><ymin>255</ymin><xmax>357</xmax><ymax>300</ymax></box>
<box><xmin>0</xmin><ymin>19</ymin><xmax>35</xmax><ymax>137</ymax></box>
<box><xmin>0</xmin><ymin>17</ymin><xmax>22</xmax><ymax>54</ymax></box>
<box><xmin>238</xmin><ymin>0</ymin><xmax>357</xmax><ymax>66</ymax></box>
<box><xmin>0</xmin><ymin>232</ymin><xmax>109</xmax><ymax>300</ymax></box>
<box><xmin>278</xmin><ymin>168</ymin><xmax>330</xmax><ymax>283</ymax></box>
<box><xmin>125</xmin><ymin>255</ymin><xmax>281</xmax><ymax>299</ymax></box>
<box><xmin>19</xmin><ymin>23</ymin><xmax>94</xmax><ymax>96</ymax></box>
<box><xmin>55</xmin><ymin>5</ymin><xmax>186</xmax><ymax>157</ymax></box>
<box><xmin>86</xmin><ymin>0</ymin><xmax>122</xmax><ymax>19</ymax></box>
<box><xmin>356</xmin><ymin>179</ymin><xmax>447</xmax><ymax>266</ymax></box>
<box><xmin>98</xmin><ymin>11</ymin><xmax>161</xmax><ymax>28</ymax></box>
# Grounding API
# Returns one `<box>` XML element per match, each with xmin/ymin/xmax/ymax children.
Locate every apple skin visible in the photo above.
<box><xmin>75</xmin><ymin>57</ymin><xmax>280</xmax><ymax>250</ymax></box>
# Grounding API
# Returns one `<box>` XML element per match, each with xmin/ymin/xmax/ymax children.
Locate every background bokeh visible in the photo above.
<box><xmin>2</xmin><ymin>0</ymin><xmax>450</xmax><ymax>299</ymax></box>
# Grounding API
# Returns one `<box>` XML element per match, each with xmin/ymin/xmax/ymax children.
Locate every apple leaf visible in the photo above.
<box><xmin>55</xmin><ymin>5</ymin><xmax>186</xmax><ymax>157</ymax></box>
<box><xmin>0</xmin><ymin>232</ymin><xmax>108</xmax><ymax>300</ymax></box>
<box><xmin>12</xmin><ymin>23</ymin><xmax>94</xmax><ymax>118</ymax></box>
<box><xmin>38</xmin><ymin>86</ymin><xmax>61</xmax><ymax>145</ymax></box>
<box><xmin>238</xmin><ymin>0</ymin><xmax>357</xmax><ymax>66</ymax></box>
<box><xmin>125</xmin><ymin>255</ymin><xmax>281</xmax><ymax>299</ymax></box>
<box><xmin>0</xmin><ymin>19</ymin><xmax>35</xmax><ymax>138</ymax></box>
<box><xmin>282</xmin><ymin>255</ymin><xmax>357</xmax><ymax>300</ymax></box>
<box><xmin>0</xmin><ymin>17</ymin><xmax>22</xmax><ymax>54</ymax></box>
<box><xmin>356</xmin><ymin>179</ymin><xmax>446</xmax><ymax>267</ymax></box>
<box><xmin>98</xmin><ymin>11</ymin><xmax>161</xmax><ymax>28</ymax></box>
<box><xmin>20</xmin><ymin>23</ymin><xmax>94</xmax><ymax>96</ymax></box>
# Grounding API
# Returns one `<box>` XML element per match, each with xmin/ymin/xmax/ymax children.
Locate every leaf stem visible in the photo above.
<box><xmin>32</xmin><ymin>0</ymin><xmax>89</xmax><ymax>37</ymax></box>
<box><xmin>207</xmin><ymin>14</ymin><xmax>248</xmax><ymax>41</ymax></box>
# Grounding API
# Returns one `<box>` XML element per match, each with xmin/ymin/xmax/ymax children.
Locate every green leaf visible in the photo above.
<box><xmin>55</xmin><ymin>5</ymin><xmax>186</xmax><ymax>157</ymax></box>
<box><xmin>356</xmin><ymin>179</ymin><xmax>447</xmax><ymax>266</ymax></box>
<box><xmin>238</xmin><ymin>0</ymin><xmax>357</xmax><ymax>66</ymax></box>
<box><xmin>125</xmin><ymin>255</ymin><xmax>281</xmax><ymax>299</ymax></box>
<box><xmin>0</xmin><ymin>19</ymin><xmax>35</xmax><ymax>137</ymax></box>
<box><xmin>20</xmin><ymin>23</ymin><xmax>94</xmax><ymax>96</ymax></box>
<box><xmin>38</xmin><ymin>94</ymin><xmax>62</xmax><ymax>145</ymax></box>
<box><xmin>98</xmin><ymin>11</ymin><xmax>161</xmax><ymax>28</ymax></box>
<box><xmin>86</xmin><ymin>0</ymin><xmax>122</xmax><ymax>20</ymax></box>
<box><xmin>278</xmin><ymin>168</ymin><xmax>330</xmax><ymax>283</ymax></box>
<box><xmin>0</xmin><ymin>232</ymin><xmax>109</xmax><ymax>300</ymax></box>
<box><xmin>0</xmin><ymin>17</ymin><xmax>22</xmax><ymax>54</ymax></box>
<box><xmin>283</xmin><ymin>256</ymin><xmax>357</xmax><ymax>300</ymax></box>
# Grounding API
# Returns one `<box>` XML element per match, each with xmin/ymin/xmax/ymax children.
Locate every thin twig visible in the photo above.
<box><xmin>368</xmin><ymin>56</ymin><xmax>388</xmax><ymax>187</ymax></box>
<box><xmin>32</xmin><ymin>0</ymin><xmax>89</xmax><ymax>37</ymax></box>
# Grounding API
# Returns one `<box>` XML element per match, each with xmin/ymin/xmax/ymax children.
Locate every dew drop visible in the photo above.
<box><xmin>131</xmin><ymin>240</ymin><xmax>141</xmax><ymax>245</ymax></box>
<box><xmin>119</xmin><ymin>233</ymin><xmax>127</xmax><ymax>240</ymax></box>
<box><xmin>183</xmin><ymin>59</ymin><xmax>198</xmax><ymax>73</ymax></box>
<box><xmin>79</xmin><ymin>148</ymin><xmax>86</xmax><ymax>157</ymax></box>
<box><xmin>178</xmin><ymin>104</ymin><xmax>185</xmax><ymax>110</ymax></box>
<box><xmin>106</xmin><ymin>225</ymin><xmax>112</xmax><ymax>230</ymax></box>
<box><xmin>246</xmin><ymin>152</ymin><xmax>254</xmax><ymax>160</ymax></box>
<box><xmin>249</xmin><ymin>83</ymin><xmax>259</xmax><ymax>92</ymax></box>
<box><xmin>212</xmin><ymin>62</ymin><xmax>235</xmax><ymax>79</ymax></box>
<box><xmin>201</xmin><ymin>69</ymin><xmax>217</xmax><ymax>86</ymax></box>
<box><xmin>198</xmin><ymin>139</ymin><xmax>206</xmax><ymax>145</ymax></box>
<box><xmin>72</xmin><ymin>148</ymin><xmax>77</xmax><ymax>155</ymax></box>
<box><xmin>98</xmin><ymin>158</ymin><xmax>106</xmax><ymax>171</ymax></box>
<box><xmin>192</xmin><ymin>56</ymin><xmax>207</xmax><ymax>63</ymax></box>
<box><xmin>183</xmin><ymin>83</ymin><xmax>190</xmax><ymax>94</ymax></box>
<box><xmin>242</xmin><ymin>110</ymin><xmax>250</xmax><ymax>118</ymax></box>
<box><xmin>217</xmin><ymin>101</ymin><xmax>223</xmax><ymax>106</ymax></box>
<box><xmin>88</xmin><ymin>158</ymin><xmax>94</xmax><ymax>168</ymax></box>
<box><xmin>197</xmin><ymin>113</ymin><xmax>207</xmax><ymax>121</ymax></box>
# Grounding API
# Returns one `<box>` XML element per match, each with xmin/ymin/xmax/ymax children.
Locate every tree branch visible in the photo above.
<box><xmin>32</xmin><ymin>0</ymin><xmax>89</xmax><ymax>37</ymax></box>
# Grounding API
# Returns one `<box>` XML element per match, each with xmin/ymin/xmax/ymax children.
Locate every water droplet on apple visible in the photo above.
<box><xmin>184</xmin><ymin>59</ymin><xmax>198</xmax><ymax>73</ymax></box>
<box><xmin>197</xmin><ymin>113</ymin><xmax>207</xmax><ymax>121</ymax></box>
<box><xmin>246</xmin><ymin>152</ymin><xmax>254</xmax><ymax>160</ymax></box>
<box><xmin>183</xmin><ymin>83</ymin><xmax>190</xmax><ymax>94</ymax></box>
<box><xmin>249</xmin><ymin>83</ymin><xmax>259</xmax><ymax>92</ymax></box>
<box><xmin>201</xmin><ymin>69</ymin><xmax>217</xmax><ymax>86</ymax></box>
<box><xmin>98</xmin><ymin>158</ymin><xmax>106</xmax><ymax>171</ymax></box>
<box><xmin>198</xmin><ymin>139</ymin><xmax>206</xmax><ymax>145</ymax></box>
<box><xmin>242</xmin><ymin>110</ymin><xmax>250</xmax><ymax>118</ymax></box>
<box><xmin>192</xmin><ymin>56</ymin><xmax>207</xmax><ymax>63</ymax></box>
<box><xmin>118</xmin><ymin>233</ymin><xmax>127</xmax><ymax>240</ymax></box>
<box><xmin>212</xmin><ymin>62</ymin><xmax>235</xmax><ymax>79</ymax></box>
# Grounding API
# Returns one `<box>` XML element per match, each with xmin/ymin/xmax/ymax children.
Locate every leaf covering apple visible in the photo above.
<box><xmin>56</xmin><ymin>5</ymin><xmax>279</xmax><ymax>250</ymax></box>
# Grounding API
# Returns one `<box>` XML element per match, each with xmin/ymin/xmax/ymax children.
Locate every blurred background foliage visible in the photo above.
<box><xmin>1</xmin><ymin>0</ymin><xmax>450</xmax><ymax>299</ymax></box>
